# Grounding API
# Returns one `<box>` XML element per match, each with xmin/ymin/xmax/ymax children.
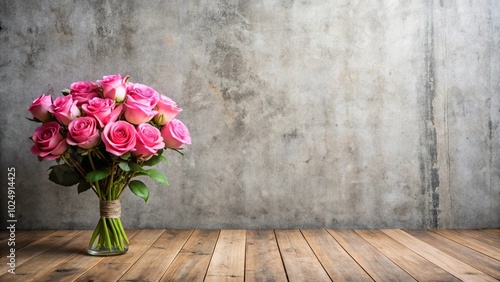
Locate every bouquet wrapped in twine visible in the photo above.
<box><xmin>27</xmin><ymin>74</ymin><xmax>191</xmax><ymax>255</ymax></box>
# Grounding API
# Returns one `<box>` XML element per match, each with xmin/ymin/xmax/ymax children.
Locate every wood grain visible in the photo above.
<box><xmin>355</xmin><ymin>229</ymin><xmax>459</xmax><ymax>281</ymax></box>
<box><xmin>245</xmin><ymin>230</ymin><xmax>288</xmax><ymax>282</ymax></box>
<box><xmin>205</xmin><ymin>229</ymin><xmax>246</xmax><ymax>282</ymax></box>
<box><xmin>0</xmin><ymin>230</ymin><xmax>56</xmax><ymax>258</ymax></box>
<box><xmin>383</xmin><ymin>229</ymin><xmax>498</xmax><ymax>282</ymax></box>
<box><xmin>406</xmin><ymin>229</ymin><xmax>500</xmax><ymax>280</ymax></box>
<box><xmin>432</xmin><ymin>229</ymin><xmax>500</xmax><ymax>260</ymax></box>
<box><xmin>0</xmin><ymin>230</ymin><xmax>78</xmax><ymax>276</ymax></box>
<box><xmin>454</xmin><ymin>229</ymin><xmax>500</xmax><ymax>249</ymax></box>
<box><xmin>0</xmin><ymin>230</ymin><xmax>85</xmax><ymax>281</ymax></box>
<box><xmin>0</xmin><ymin>228</ymin><xmax>498</xmax><ymax>281</ymax></box>
<box><xmin>119</xmin><ymin>229</ymin><xmax>193</xmax><ymax>282</ymax></box>
<box><xmin>328</xmin><ymin>229</ymin><xmax>417</xmax><ymax>281</ymax></box>
<box><xmin>159</xmin><ymin>229</ymin><xmax>219</xmax><ymax>282</ymax></box>
<box><xmin>275</xmin><ymin>229</ymin><xmax>331</xmax><ymax>281</ymax></box>
<box><xmin>302</xmin><ymin>229</ymin><xmax>373</xmax><ymax>281</ymax></box>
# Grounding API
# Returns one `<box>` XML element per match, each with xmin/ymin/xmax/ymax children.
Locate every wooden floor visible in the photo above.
<box><xmin>0</xmin><ymin>229</ymin><xmax>499</xmax><ymax>281</ymax></box>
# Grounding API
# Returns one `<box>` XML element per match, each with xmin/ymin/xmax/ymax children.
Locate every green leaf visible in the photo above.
<box><xmin>129</xmin><ymin>180</ymin><xmax>149</xmax><ymax>202</ymax></box>
<box><xmin>61</xmin><ymin>89</ymin><xmax>71</xmax><ymax>95</ymax></box>
<box><xmin>118</xmin><ymin>161</ymin><xmax>130</xmax><ymax>172</ymax></box>
<box><xmin>142</xmin><ymin>155</ymin><xmax>168</xmax><ymax>166</ymax></box>
<box><xmin>49</xmin><ymin>164</ymin><xmax>80</xmax><ymax>187</ymax></box>
<box><xmin>86</xmin><ymin>169</ymin><xmax>110</xmax><ymax>183</ymax></box>
<box><xmin>77</xmin><ymin>182</ymin><xmax>91</xmax><ymax>194</ymax></box>
<box><xmin>128</xmin><ymin>162</ymin><xmax>146</xmax><ymax>173</ymax></box>
<box><xmin>145</xmin><ymin>168</ymin><xmax>169</xmax><ymax>185</ymax></box>
<box><xmin>120</xmin><ymin>152</ymin><xmax>131</xmax><ymax>160</ymax></box>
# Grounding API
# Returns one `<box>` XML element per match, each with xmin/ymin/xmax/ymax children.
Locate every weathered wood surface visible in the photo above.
<box><xmin>0</xmin><ymin>229</ymin><xmax>498</xmax><ymax>281</ymax></box>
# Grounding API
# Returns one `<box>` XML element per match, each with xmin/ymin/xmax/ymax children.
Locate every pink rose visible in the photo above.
<box><xmin>134</xmin><ymin>123</ymin><xmax>165</xmax><ymax>160</ymax></box>
<box><xmin>126</xmin><ymin>83</ymin><xmax>160</xmax><ymax>108</ymax></box>
<box><xmin>153</xmin><ymin>95</ymin><xmax>182</xmax><ymax>125</ymax></box>
<box><xmin>27</xmin><ymin>94</ymin><xmax>52</xmax><ymax>121</ymax></box>
<box><xmin>82</xmin><ymin>97</ymin><xmax>123</xmax><ymax>127</ymax></box>
<box><xmin>30</xmin><ymin>121</ymin><xmax>68</xmax><ymax>160</ymax></box>
<box><xmin>97</xmin><ymin>74</ymin><xmax>127</xmax><ymax>102</ymax></box>
<box><xmin>48</xmin><ymin>95</ymin><xmax>81</xmax><ymax>126</ymax></box>
<box><xmin>66</xmin><ymin>117</ymin><xmax>100</xmax><ymax>149</ymax></box>
<box><xmin>123</xmin><ymin>95</ymin><xmax>158</xmax><ymax>125</ymax></box>
<box><xmin>101</xmin><ymin>121</ymin><xmax>137</xmax><ymax>156</ymax></box>
<box><xmin>70</xmin><ymin>81</ymin><xmax>100</xmax><ymax>106</ymax></box>
<box><xmin>160</xmin><ymin>118</ymin><xmax>191</xmax><ymax>149</ymax></box>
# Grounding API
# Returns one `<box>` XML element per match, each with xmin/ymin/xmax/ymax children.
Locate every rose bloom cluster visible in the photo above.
<box><xmin>28</xmin><ymin>74</ymin><xmax>191</xmax><ymax>161</ymax></box>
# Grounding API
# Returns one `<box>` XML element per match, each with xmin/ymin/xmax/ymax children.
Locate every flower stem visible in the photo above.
<box><xmin>89</xmin><ymin>219</ymin><xmax>101</xmax><ymax>246</ymax></box>
<box><xmin>62</xmin><ymin>155</ymin><xmax>99</xmax><ymax>197</ymax></box>
<box><xmin>101</xmin><ymin>217</ymin><xmax>113</xmax><ymax>250</ymax></box>
<box><xmin>108</xmin><ymin>158</ymin><xmax>116</xmax><ymax>198</ymax></box>
<box><xmin>117</xmin><ymin>171</ymin><xmax>136</xmax><ymax>199</ymax></box>
<box><xmin>87</xmin><ymin>152</ymin><xmax>105</xmax><ymax>199</ymax></box>
<box><xmin>116</xmin><ymin>218</ymin><xmax>129</xmax><ymax>244</ymax></box>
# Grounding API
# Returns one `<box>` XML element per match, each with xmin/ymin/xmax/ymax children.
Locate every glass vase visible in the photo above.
<box><xmin>87</xmin><ymin>200</ymin><xmax>129</xmax><ymax>256</ymax></box>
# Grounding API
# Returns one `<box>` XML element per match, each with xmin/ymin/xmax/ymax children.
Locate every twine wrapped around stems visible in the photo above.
<box><xmin>99</xmin><ymin>200</ymin><xmax>121</xmax><ymax>218</ymax></box>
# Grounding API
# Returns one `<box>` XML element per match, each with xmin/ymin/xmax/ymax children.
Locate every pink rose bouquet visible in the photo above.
<box><xmin>27</xmin><ymin>74</ymin><xmax>190</xmax><ymax>256</ymax></box>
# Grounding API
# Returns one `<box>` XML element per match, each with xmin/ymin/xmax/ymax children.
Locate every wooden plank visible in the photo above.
<box><xmin>406</xmin><ymin>229</ymin><xmax>500</xmax><ymax>280</ymax></box>
<box><xmin>383</xmin><ymin>229</ymin><xmax>497</xmax><ymax>281</ymax></box>
<box><xmin>484</xmin><ymin>229</ymin><xmax>500</xmax><ymax>237</ymax></box>
<box><xmin>0</xmin><ymin>230</ymin><xmax>56</xmax><ymax>257</ymax></box>
<box><xmin>355</xmin><ymin>230</ymin><xmax>459</xmax><ymax>281</ymax></box>
<box><xmin>0</xmin><ymin>230</ymin><xmax>27</xmax><ymax>243</ymax></box>
<box><xmin>458</xmin><ymin>229</ymin><xmax>500</xmax><ymax>248</ymax></box>
<box><xmin>119</xmin><ymin>229</ymin><xmax>193</xmax><ymax>282</ymax></box>
<box><xmin>275</xmin><ymin>229</ymin><xmax>331</xmax><ymax>281</ymax></box>
<box><xmin>75</xmin><ymin>229</ymin><xmax>164</xmax><ymax>282</ymax></box>
<box><xmin>159</xmin><ymin>229</ymin><xmax>220</xmax><ymax>282</ymax></box>
<box><xmin>432</xmin><ymin>229</ymin><xmax>500</xmax><ymax>260</ymax></box>
<box><xmin>302</xmin><ymin>229</ymin><xmax>373</xmax><ymax>281</ymax></box>
<box><xmin>327</xmin><ymin>229</ymin><xmax>416</xmax><ymax>281</ymax></box>
<box><xmin>0</xmin><ymin>231</ymin><xmax>9</xmax><ymax>241</ymax></box>
<box><xmin>1</xmin><ymin>229</ymin><xmax>498</xmax><ymax>281</ymax></box>
<box><xmin>0</xmin><ymin>230</ymin><xmax>87</xmax><ymax>281</ymax></box>
<box><xmin>0</xmin><ymin>230</ymin><xmax>77</xmax><ymax>275</ymax></box>
<box><xmin>245</xmin><ymin>230</ymin><xmax>288</xmax><ymax>282</ymax></box>
<box><xmin>34</xmin><ymin>229</ymin><xmax>140</xmax><ymax>282</ymax></box>
<box><xmin>205</xmin><ymin>229</ymin><xmax>246</xmax><ymax>282</ymax></box>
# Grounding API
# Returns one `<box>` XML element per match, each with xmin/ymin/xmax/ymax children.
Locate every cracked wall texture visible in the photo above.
<box><xmin>1</xmin><ymin>0</ymin><xmax>499</xmax><ymax>229</ymax></box>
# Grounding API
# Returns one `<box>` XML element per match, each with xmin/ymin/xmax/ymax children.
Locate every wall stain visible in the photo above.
<box><xmin>419</xmin><ymin>0</ymin><xmax>440</xmax><ymax>228</ymax></box>
<box><xmin>210</xmin><ymin>39</ymin><xmax>244</xmax><ymax>82</ymax></box>
<box><xmin>281</xmin><ymin>0</ymin><xmax>295</xmax><ymax>9</ymax></box>
<box><xmin>488</xmin><ymin>119</ymin><xmax>493</xmax><ymax>140</ymax></box>
<box><xmin>87</xmin><ymin>1</ymin><xmax>137</xmax><ymax>60</ymax></box>
<box><xmin>25</xmin><ymin>26</ymin><xmax>45</xmax><ymax>67</ymax></box>
<box><xmin>282</xmin><ymin>128</ymin><xmax>298</xmax><ymax>144</ymax></box>
<box><xmin>50</xmin><ymin>3</ymin><xmax>73</xmax><ymax>36</ymax></box>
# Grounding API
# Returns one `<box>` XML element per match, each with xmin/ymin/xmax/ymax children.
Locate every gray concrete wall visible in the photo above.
<box><xmin>1</xmin><ymin>0</ymin><xmax>498</xmax><ymax>229</ymax></box>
